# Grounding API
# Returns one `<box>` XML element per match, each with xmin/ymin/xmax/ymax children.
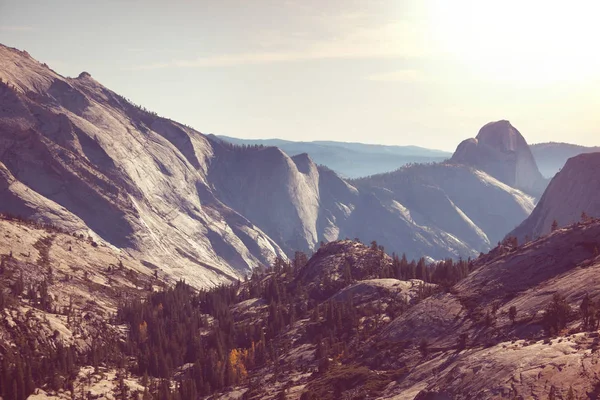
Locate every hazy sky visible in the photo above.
<box><xmin>1</xmin><ymin>0</ymin><xmax>599</xmax><ymax>150</ymax></box>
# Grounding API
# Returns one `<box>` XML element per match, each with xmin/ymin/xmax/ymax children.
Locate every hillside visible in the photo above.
<box><xmin>0</xmin><ymin>214</ymin><xmax>166</xmax><ymax>399</ymax></box>
<box><xmin>198</xmin><ymin>220</ymin><xmax>600</xmax><ymax>399</ymax></box>
<box><xmin>378</xmin><ymin>218</ymin><xmax>600</xmax><ymax>398</ymax></box>
<box><xmin>213</xmin><ymin>135</ymin><xmax>450</xmax><ymax>178</ymax></box>
<box><xmin>0</xmin><ymin>44</ymin><xmax>541</xmax><ymax>273</ymax></box>
<box><xmin>0</xmin><ymin>44</ymin><xmax>287</xmax><ymax>287</ymax></box>
<box><xmin>509</xmin><ymin>152</ymin><xmax>600</xmax><ymax>241</ymax></box>
<box><xmin>353</xmin><ymin>162</ymin><xmax>534</xmax><ymax>252</ymax></box>
<box><xmin>3</xmin><ymin>210</ymin><xmax>600</xmax><ymax>399</ymax></box>
<box><xmin>531</xmin><ymin>142</ymin><xmax>600</xmax><ymax>178</ymax></box>
<box><xmin>51</xmin><ymin>219</ymin><xmax>600</xmax><ymax>398</ymax></box>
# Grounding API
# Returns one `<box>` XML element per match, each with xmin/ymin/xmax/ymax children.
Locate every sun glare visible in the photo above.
<box><xmin>428</xmin><ymin>0</ymin><xmax>600</xmax><ymax>84</ymax></box>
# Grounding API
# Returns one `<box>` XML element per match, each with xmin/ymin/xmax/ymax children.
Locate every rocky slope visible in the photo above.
<box><xmin>224</xmin><ymin>220</ymin><xmax>600</xmax><ymax>399</ymax></box>
<box><xmin>0</xmin><ymin>44</ymin><xmax>539</xmax><ymax>284</ymax></box>
<box><xmin>207</xmin><ymin>140</ymin><xmax>359</xmax><ymax>255</ymax></box>
<box><xmin>158</xmin><ymin>218</ymin><xmax>600</xmax><ymax>400</ymax></box>
<box><xmin>377</xmin><ymin>218</ymin><xmax>600</xmax><ymax>399</ymax></box>
<box><xmin>450</xmin><ymin>120</ymin><xmax>548</xmax><ymax>197</ymax></box>
<box><xmin>0</xmin><ymin>44</ymin><xmax>287</xmax><ymax>287</ymax></box>
<box><xmin>7</xmin><ymin>212</ymin><xmax>600</xmax><ymax>399</ymax></box>
<box><xmin>352</xmin><ymin>162</ymin><xmax>535</xmax><ymax>254</ymax></box>
<box><xmin>0</xmin><ymin>215</ymin><xmax>163</xmax><ymax>399</ymax></box>
<box><xmin>531</xmin><ymin>142</ymin><xmax>600</xmax><ymax>178</ymax></box>
<box><xmin>509</xmin><ymin>152</ymin><xmax>600</xmax><ymax>242</ymax></box>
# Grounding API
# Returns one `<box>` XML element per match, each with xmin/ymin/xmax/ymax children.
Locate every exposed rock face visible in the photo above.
<box><xmin>509</xmin><ymin>152</ymin><xmax>600</xmax><ymax>241</ymax></box>
<box><xmin>378</xmin><ymin>220</ymin><xmax>600</xmax><ymax>399</ymax></box>
<box><xmin>330</xmin><ymin>278</ymin><xmax>433</xmax><ymax>306</ymax></box>
<box><xmin>451</xmin><ymin>120</ymin><xmax>547</xmax><ymax>196</ymax></box>
<box><xmin>0</xmin><ymin>44</ymin><xmax>286</xmax><ymax>287</ymax></box>
<box><xmin>352</xmin><ymin>163</ymin><xmax>535</xmax><ymax>254</ymax></box>
<box><xmin>207</xmin><ymin>141</ymin><xmax>358</xmax><ymax>254</ymax></box>
<box><xmin>0</xmin><ymin>44</ymin><xmax>539</xmax><ymax>285</ymax></box>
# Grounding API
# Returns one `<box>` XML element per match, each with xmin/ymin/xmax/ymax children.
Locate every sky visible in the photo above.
<box><xmin>1</xmin><ymin>0</ymin><xmax>599</xmax><ymax>151</ymax></box>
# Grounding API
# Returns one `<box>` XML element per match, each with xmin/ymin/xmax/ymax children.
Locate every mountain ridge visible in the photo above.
<box><xmin>509</xmin><ymin>152</ymin><xmax>600</xmax><ymax>242</ymax></box>
<box><xmin>213</xmin><ymin>134</ymin><xmax>451</xmax><ymax>178</ymax></box>
<box><xmin>0</xmin><ymin>43</ymin><xmax>540</xmax><ymax>286</ymax></box>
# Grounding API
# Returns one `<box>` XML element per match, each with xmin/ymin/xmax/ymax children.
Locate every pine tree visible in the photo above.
<box><xmin>551</xmin><ymin>220</ymin><xmax>559</xmax><ymax>232</ymax></box>
<box><xmin>580</xmin><ymin>294</ymin><xmax>594</xmax><ymax>330</ymax></box>
<box><xmin>543</xmin><ymin>293</ymin><xmax>572</xmax><ymax>335</ymax></box>
<box><xmin>508</xmin><ymin>306</ymin><xmax>518</xmax><ymax>325</ymax></box>
<box><xmin>115</xmin><ymin>372</ymin><xmax>129</xmax><ymax>400</ymax></box>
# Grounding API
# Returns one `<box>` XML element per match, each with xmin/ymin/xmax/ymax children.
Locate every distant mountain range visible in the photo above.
<box><xmin>530</xmin><ymin>142</ymin><xmax>600</xmax><ymax>178</ymax></box>
<box><xmin>214</xmin><ymin>135</ymin><xmax>451</xmax><ymax>178</ymax></box>
<box><xmin>217</xmin><ymin>136</ymin><xmax>599</xmax><ymax>182</ymax></box>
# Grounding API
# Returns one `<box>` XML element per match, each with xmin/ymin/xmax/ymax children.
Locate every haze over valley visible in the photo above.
<box><xmin>1</xmin><ymin>0</ymin><xmax>600</xmax><ymax>398</ymax></box>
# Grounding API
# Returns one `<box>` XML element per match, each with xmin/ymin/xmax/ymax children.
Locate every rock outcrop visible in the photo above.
<box><xmin>451</xmin><ymin>120</ymin><xmax>547</xmax><ymax>197</ymax></box>
<box><xmin>377</xmin><ymin>219</ymin><xmax>600</xmax><ymax>399</ymax></box>
<box><xmin>509</xmin><ymin>152</ymin><xmax>600</xmax><ymax>241</ymax></box>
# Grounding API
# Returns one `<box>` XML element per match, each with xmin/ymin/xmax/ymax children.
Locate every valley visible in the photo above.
<box><xmin>0</xmin><ymin>41</ymin><xmax>599</xmax><ymax>399</ymax></box>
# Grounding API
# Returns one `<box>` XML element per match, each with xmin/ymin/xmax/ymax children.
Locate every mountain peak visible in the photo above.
<box><xmin>475</xmin><ymin>119</ymin><xmax>526</xmax><ymax>153</ymax></box>
<box><xmin>450</xmin><ymin>120</ymin><xmax>547</xmax><ymax>196</ymax></box>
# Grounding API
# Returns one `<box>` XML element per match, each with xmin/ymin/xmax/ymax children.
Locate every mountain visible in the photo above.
<box><xmin>531</xmin><ymin>142</ymin><xmax>600</xmax><ymax>178</ymax></box>
<box><xmin>0</xmin><ymin>44</ymin><xmax>536</xmax><ymax>285</ymax></box>
<box><xmin>376</xmin><ymin>218</ymin><xmax>600</xmax><ymax>399</ymax></box>
<box><xmin>3</xmin><ymin>44</ymin><xmax>599</xmax><ymax>400</ymax></box>
<box><xmin>450</xmin><ymin>120</ymin><xmax>548</xmax><ymax>197</ymax></box>
<box><xmin>352</xmin><ymin>162</ymin><xmax>534</xmax><ymax>252</ymax></box>
<box><xmin>0</xmin><ymin>44</ymin><xmax>287</xmax><ymax>287</ymax></box>
<box><xmin>5</xmin><ymin>210</ymin><xmax>600</xmax><ymax>399</ymax></box>
<box><xmin>0</xmin><ymin>214</ymin><xmax>167</xmax><ymax>399</ymax></box>
<box><xmin>208</xmin><ymin>138</ymin><xmax>535</xmax><ymax>260</ymax></box>
<box><xmin>214</xmin><ymin>135</ymin><xmax>451</xmax><ymax>178</ymax></box>
<box><xmin>509</xmin><ymin>152</ymin><xmax>600</xmax><ymax>242</ymax></box>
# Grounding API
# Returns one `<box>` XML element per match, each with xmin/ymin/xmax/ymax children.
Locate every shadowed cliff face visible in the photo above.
<box><xmin>509</xmin><ymin>152</ymin><xmax>600</xmax><ymax>241</ymax></box>
<box><xmin>451</xmin><ymin>120</ymin><xmax>548</xmax><ymax>197</ymax></box>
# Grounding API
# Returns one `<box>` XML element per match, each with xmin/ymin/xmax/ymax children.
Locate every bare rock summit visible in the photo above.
<box><xmin>451</xmin><ymin>120</ymin><xmax>547</xmax><ymax>196</ymax></box>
